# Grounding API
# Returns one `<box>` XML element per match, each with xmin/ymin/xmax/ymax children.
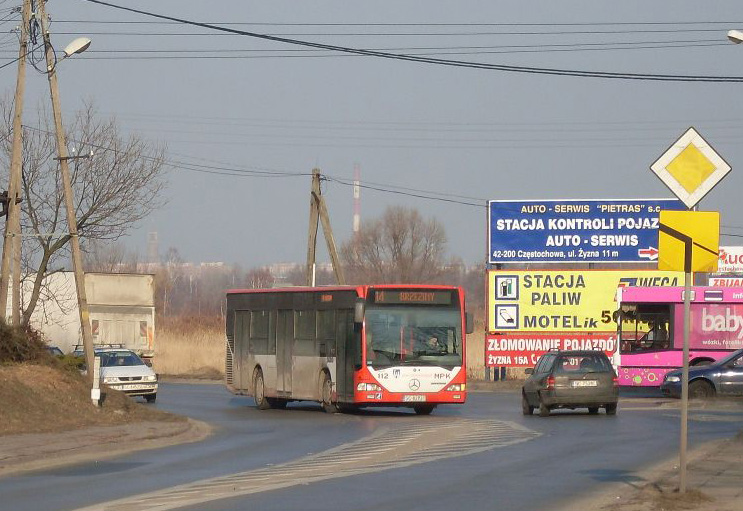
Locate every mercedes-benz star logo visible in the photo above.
<box><xmin>408</xmin><ymin>378</ymin><xmax>421</xmax><ymax>391</ymax></box>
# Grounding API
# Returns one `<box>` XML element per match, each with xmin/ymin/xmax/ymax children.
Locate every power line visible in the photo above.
<box><xmin>80</xmin><ymin>0</ymin><xmax>743</xmax><ymax>83</ymax></box>
<box><xmin>50</xmin><ymin>20</ymin><xmax>743</xmax><ymax>27</ymax></box>
<box><xmin>44</xmin><ymin>29</ymin><xmax>740</xmax><ymax>36</ymax></box>
<box><xmin>17</xmin><ymin>40</ymin><xmax>727</xmax><ymax>60</ymax></box>
<box><xmin>18</xmin><ymin>125</ymin><xmax>743</xmax><ymax>235</ymax></box>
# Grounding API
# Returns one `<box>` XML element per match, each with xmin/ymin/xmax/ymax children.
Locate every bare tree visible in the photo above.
<box><xmin>0</xmin><ymin>99</ymin><xmax>167</xmax><ymax>324</ymax></box>
<box><xmin>244</xmin><ymin>266</ymin><xmax>275</xmax><ymax>289</ymax></box>
<box><xmin>83</xmin><ymin>240</ymin><xmax>141</xmax><ymax>273</ymax></box>
<box><xmin>341</xmin><ymin>206</ymin><xmax>449</xmax><ymax>283</ymax></box>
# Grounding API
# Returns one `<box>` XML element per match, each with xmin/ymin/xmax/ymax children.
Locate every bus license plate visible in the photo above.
<box><xmin>403</xmin><ymin>395</ymin><xmax>426</xmax><ymax>402</ymax></box>
<box><xmin>572</xmin><ymin>380</ymin><xmax>598</xmax><ymax>387</ymax></box>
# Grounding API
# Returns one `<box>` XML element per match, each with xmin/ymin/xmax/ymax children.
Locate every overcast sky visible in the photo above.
<box><xmin>3</xmin><ymin>1</ymin><xmax>743</xmax><ymax>268</ymax></box>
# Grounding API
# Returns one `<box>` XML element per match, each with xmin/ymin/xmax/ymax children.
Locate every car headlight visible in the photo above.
<box><xmin>103</xmin><ymin>376</ymin><xmax>119</xmax><ymax>384</ymax></box>
<box><xmin>143</xmin><ymin>375</ymin><xmax>157</xmax><ymax>382</ymax></box>
<box><xmin>665</xmin><ymin>376</ymin><xmax>681</xmax><ymax>383</ymax></box>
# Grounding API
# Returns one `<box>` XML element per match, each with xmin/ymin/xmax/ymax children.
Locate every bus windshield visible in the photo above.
<box><xmin>365</xmin><ymin>306</ymin><xmax>463</xmax><ymax>368</ymax></box>
<box><xmin>618</xmin><ymin>304</ymin><xmax>671</xmax><ymax>353</ymax></box>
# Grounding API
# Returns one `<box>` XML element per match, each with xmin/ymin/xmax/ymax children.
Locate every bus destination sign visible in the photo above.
<box><xmin>372</xmin><ymin>290</ymin><xmax>453</xmax><ymax>305</ymax></box>
<box><xmin>488</xmin><ymin>198</ymin><xmax>685</xmax><ymax>264</ymax></box>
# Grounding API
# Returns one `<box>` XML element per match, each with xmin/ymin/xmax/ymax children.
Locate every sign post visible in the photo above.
<box><xmin>651</xmin><ymin>126</ymin><xmax>728</xmax><ymax>494</ymax></box>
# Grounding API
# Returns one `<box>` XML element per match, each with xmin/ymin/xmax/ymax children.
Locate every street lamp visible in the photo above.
<box><xmin>62</xmin><ymin>37</ymin><xmax>91</xmax><ymax>58</ymax></box>
<box><xmin>727</xmin><ymin>30</ymin><xmax>743</xmax><ymax>44</ymax></box>
<box><xmin>37</xmin><ymin>0</ymin><xmax>97</xmax><ymax>403</ymax></box>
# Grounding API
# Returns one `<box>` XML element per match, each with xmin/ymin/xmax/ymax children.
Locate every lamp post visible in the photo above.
<box><xmin>36</xmin><ymin>0</ymin><xmax>96</xmax><ymax>392</ymax></box>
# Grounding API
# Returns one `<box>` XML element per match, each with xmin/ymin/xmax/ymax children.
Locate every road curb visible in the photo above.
<box><xmin>0</xmin><ymin>418</ymin><xmax>212</xmax><ymax>478</ymax></box>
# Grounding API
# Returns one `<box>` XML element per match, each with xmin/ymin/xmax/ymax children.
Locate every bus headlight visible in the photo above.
<box><xmin>357</xmin><ymin>383</ymin><xmax>382</xmax><ymax>391</ymax></box>
<box><xmin>665</xmin><ymin>376</ymin><xmax>680</xmax><ymax>383</ymax></box>
<box><xmin>447</xmin><ymin>383</ymin><xmax>465</xmax><ymax>392</ymax></box>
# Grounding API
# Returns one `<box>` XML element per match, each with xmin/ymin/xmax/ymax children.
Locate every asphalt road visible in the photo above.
<box><xmin>1</xmin><ymin>383</ymin><xmax>741</xmax><ymax>511</ymax></box>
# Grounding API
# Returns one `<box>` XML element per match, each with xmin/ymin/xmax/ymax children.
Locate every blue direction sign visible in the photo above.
<box><xmin>488</xmin><ymin>199</ymin><xmax>686</xmax><ymax>264</ymax></box>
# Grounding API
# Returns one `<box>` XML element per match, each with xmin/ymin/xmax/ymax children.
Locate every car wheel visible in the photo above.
<box><xmin>522</xmin><ymin>392</ymin><xmax>534</xmax><ymax>416</ymax></box>
<box><xmin>689</xmin><ymin>380</ymin><xmax>715</xmax><ymax>399</ymax></box>
<box><xmin>320</xmin><ymin>372</ymin><xmax>338</xmax><ymax>413</ymax></box>
<box><xmin>254</xmin><ymin>369</ymin><xmax>271</xmax><ymax>410</ymax></box>
<box><xmin>145</xmin><ymin>393</ymin><xmax>156</xmax><ymax>403</ymax></box>
<box><xmin>588</xmin><ymin>407</ymin><xmax>599</xmax><ymax>414</ymax></box>
<box><xmin>414</xmin><ymin>404</ymin><xmax>436</xmax><ymax>415</ymax></box>
<box><xmin>605</xmin><ymin>403</ymin><xmax>618</xmax><ymax>415</ymax></box>
<box><xmin>539</xmin><ymin>399</ymin><xmax>550</xmax><ymax>417</ymax></box>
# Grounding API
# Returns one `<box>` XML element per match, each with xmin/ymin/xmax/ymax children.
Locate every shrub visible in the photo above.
<box><xmin>0</xmin><ymin>320</ymin><xmax>48</xmax><ymax>363</ymax></box>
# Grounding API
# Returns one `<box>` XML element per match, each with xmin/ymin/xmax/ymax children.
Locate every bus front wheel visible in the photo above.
<box><xmin>320</xmin><ymin>372</ymin><xmax>338</xmax><ymax>414</ymax></box>
<box><xmin>254</xmin><ymin>369</ymin><xmax>271</xmax><ymax>410</ymax></box>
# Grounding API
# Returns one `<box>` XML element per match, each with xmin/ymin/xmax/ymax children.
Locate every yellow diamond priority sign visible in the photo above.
<box><xmin>650</xmin><ymin>127</ymin><xmax>731</xmax><ymax>209</ymax></box>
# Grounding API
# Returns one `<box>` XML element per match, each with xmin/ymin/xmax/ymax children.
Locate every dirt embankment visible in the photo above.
<box><xmin>0</xmin><ymin>363</ymin><xmax>183</xmax><ymax>436</ymax></box>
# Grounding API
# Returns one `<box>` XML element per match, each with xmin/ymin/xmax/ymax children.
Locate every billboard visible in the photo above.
<box><xmin>717</xmin><ymin>246</ymin><xmax>743</xmax><ymax>273</ymax></box>
<box><xmin>488</xmin><ymin>198</ymin><xmax>685</xmax><ymax>264</ymax></box>
<box><xmin>485</xmin><ymin>333</ymin><xmax>617</xmax><ymax>368</ymax></box>
<box><xmin>487</xmin><ymin>269</ymin><xmax>683</xmax><ymax>332</ymax></box>
<box><xmin>709</xmin><ymin>277</ymin><xmax>743</xmax><ymax>287</ymax></box>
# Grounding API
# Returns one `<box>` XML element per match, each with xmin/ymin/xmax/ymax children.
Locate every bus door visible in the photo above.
<box><xmin>234</xmin><ymin>311</ymin><xmax>249</xmax><ymax>391</ymax></box>
<box><xmin>276</xmin><ymin>309</ymin><xmax>293</xmax><ymax>395</ymax></box>
<box><xmin>335</xmin><ymin>309</ymin><xmax>355</xmax><ymax>402</ymax></box>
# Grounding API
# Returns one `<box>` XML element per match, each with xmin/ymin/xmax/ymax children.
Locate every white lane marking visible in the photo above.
<box><xmin>73</xmin><ymin>419</ymin><xmax>539</xmax><ymax>511</ymax></box>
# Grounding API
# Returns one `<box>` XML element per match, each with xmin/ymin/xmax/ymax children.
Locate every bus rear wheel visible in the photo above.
<box><xmin>320</xmin><ymin>372</ymin><xmax>338</xmax><ymax>414</ymax></box>
<box><xmin>413</xmin><ymin>404</ymin><xmax>436</xmax><ymax>415</ymax></box>
<box><xmin>254</xmin><ymin>370</ymin><xmax>271</xmax><ymax>410</ymax></box>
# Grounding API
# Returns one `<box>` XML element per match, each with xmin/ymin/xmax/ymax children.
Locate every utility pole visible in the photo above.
<box><xmin>37</xmin><ymin>0</ymin><xmax>96</xmax><ymax>384</ymax></box>
<box><xmin>306</xmin><ymin>168</ymin><xmax>346</xmax><ymax>286</ymax></box>
<box><xmin>0</xmin><ymin>0</ymin><xmax>31</xmax><ymax>324</ymax></box>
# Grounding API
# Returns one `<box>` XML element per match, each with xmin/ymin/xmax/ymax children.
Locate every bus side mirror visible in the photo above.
<box><xmin>354</xmin><ymin>299</ymin><xmax>365</xmax><ymax>325</ymax></box>
<box><xmin>465</xmin><ymin>312</ymin><xmax>474</xmax><ymax>334</ymax></box>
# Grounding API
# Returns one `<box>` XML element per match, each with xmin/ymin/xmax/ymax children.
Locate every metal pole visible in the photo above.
<box><xmin>0</xmin><ymin>0</ymin><xmax>31</xmax><ymax>323</ymax></box>
<box><xmin>679</xmin><ymin>245</ymin><xmax>692</xmax><ymax>493</ymax></box>
<box><xmin>37</xmin><ymin>1</ymin><xmax>96</xmax><ymax>385</ymax></box>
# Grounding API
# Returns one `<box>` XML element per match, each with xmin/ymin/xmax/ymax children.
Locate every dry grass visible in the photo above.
<box><xmin>466</xmin><ymin>317</ymin><xmax>486</xmax><ymax>379</ymax></box>
<box><xmin>153</xmin><ymin>316</ymin><xmax>225</xmax><ymax>378</ymax></box>
<box><xmin>0</xmin><ymin>364</ymin><xmax>182</xmax><ymax>436</ymax></box>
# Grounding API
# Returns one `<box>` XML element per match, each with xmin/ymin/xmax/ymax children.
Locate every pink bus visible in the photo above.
<box><xmin>614</xmin><ymin>286</ymin><xmax>743</xmax><ymax>386</ymax></box>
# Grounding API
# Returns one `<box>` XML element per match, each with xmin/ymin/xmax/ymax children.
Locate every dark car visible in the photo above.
<box><xmin>522</xmin><ymin>350</ymin><xmax>619</xmax><ymax>417</ymax></box>
<box><xmin>660</xmin><ymin>348</ymin><xmax>743</xmax><ymax>399</ymax></box>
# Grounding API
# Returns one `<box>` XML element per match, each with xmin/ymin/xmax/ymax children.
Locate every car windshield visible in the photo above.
<box><xmin>714</xmin><ymin>348</ymin><xmax>743</xmax><ymax>367</ymax></box>
<box><xmin>554</xmin><ymin>354</ymin><xmax>612</xmax><ymax>374</ymax></box>
<box><xmin>365</xmin><ymin>306</ymin><xmax>462</xmax><ymax>367</ymax></box>
<box><xmin>100</xmin><ymin>351</ymin><xmax>144</xmax><ymax>367</ymax></box>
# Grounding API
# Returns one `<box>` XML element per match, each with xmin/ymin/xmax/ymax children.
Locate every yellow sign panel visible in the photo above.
<box><xmin>487</xmin><ymin>270</ymin><xmax>683</xmax><ymax>333</ymax></box>
<box><xmin>658</xmin><ymin>210</ymin><xmax>719</xmax><ymax>273</ymax></box>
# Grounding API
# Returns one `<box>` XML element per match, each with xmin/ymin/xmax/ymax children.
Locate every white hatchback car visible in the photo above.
<box><xmin>97</xmin><ymin>348</ymin><xmax>158</xmax><ymax>403</ymax></box>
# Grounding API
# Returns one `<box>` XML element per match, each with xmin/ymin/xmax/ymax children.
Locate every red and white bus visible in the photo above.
<box><xmin>225</xmin><ymin>285</ymin><xmax>472</xmax><ymax>414</ymax></box>
<box><xmin>614</xmin><ymin>286</ymin><xmax>743</xmax><ymax>386</ymax></box>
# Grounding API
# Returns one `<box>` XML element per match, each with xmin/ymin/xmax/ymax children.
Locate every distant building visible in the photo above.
<box><xmin>12</xmin><ymin>272</ymin><xmax>156</xmax><ymax>355</ymax></box>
